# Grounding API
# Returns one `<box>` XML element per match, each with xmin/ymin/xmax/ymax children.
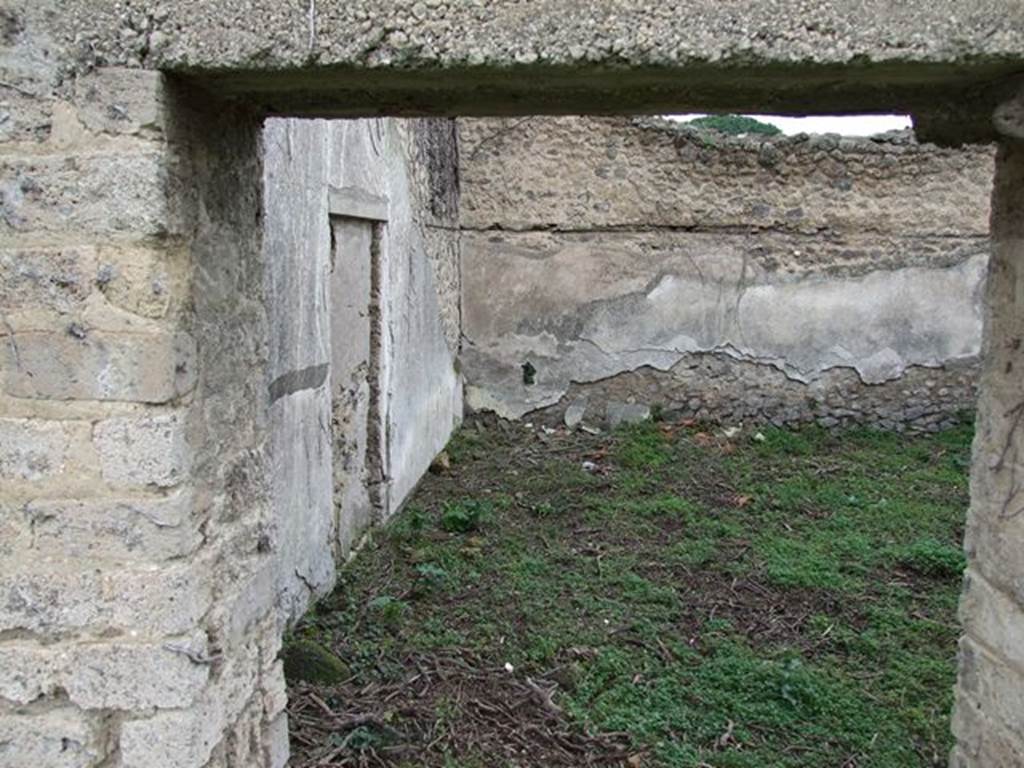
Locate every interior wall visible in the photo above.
<box><xmin>262</xmin><ymin>116</ymin><xmax>462</xmax><ymax>623</ymax></box>
<box><xmin>459</xmin><ymin>116</ymin><xmax>993</xmax><ymax>430</ymax></box>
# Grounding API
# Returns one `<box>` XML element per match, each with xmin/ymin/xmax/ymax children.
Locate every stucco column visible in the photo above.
<box><xmin>951</xmin><ymin>92</ymin><xmax>1024</xmax><ymax>766</ymax></box>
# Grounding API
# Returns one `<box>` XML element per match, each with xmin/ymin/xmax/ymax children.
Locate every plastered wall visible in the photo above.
<box><xmin>459</xmin><ymin>116</ymin><xmax>993</xmax><ymax>431</ymax></box>
<box><xmin>263</xmin><ymin>116</ymin><xmax>462</xmax><ymax>625</ymax></box>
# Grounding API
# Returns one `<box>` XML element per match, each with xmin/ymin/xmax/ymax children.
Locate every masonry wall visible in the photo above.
<box><xmin>0</xmin><ymin>57</ymin><xmax>285</xmax><ymax>765</ymax></box>
<box><xmin>3</xmin><ymin>2</ymin><xmax>1024</xmax><ymax>766</ymax></box>
<box><xmin>0</xmin><ymin>24</ymin><xmax>461</xmax><ymax>764</ymax></box>
<box><xmin>459</xmin><ymin>116</ymin><xmax>993</xmax><ymax>431</ymax></box>
<box><xmin>951</xmin><ymin>134</ymin><xmax>1024</xmax><ymax>767</ymax></box>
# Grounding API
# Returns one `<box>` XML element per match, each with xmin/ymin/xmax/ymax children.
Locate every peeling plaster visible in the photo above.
<box><xmin>463</xmin><ymin>254</ymin><xmax>987</xmax><ymax>420</ymax></box>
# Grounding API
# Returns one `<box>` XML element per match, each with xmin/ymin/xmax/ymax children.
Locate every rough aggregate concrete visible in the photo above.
<box><xmin>9</xmin><ymin>0</ymin><xmax>1024</xmax><ymax>141</ymax></box>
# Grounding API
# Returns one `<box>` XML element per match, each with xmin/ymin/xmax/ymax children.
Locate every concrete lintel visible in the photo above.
<box><xmin>328</xmin><ymin>186</ymin><xmax>389</xmax><ymax>222</ymax></box>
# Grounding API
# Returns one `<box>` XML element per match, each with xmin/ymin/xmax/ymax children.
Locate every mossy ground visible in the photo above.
<box><xmin>287</xmin><ymin>416</ymin><xmax>972</xmax><ymax>768</ymax></box>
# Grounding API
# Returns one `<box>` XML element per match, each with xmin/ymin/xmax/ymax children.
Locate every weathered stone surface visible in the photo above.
<box><xmin>2</xmin><ymin>330</ymin><xmax>196</xmax><ymax>403</ymax></box>
<box><xmin>0</xmin><ymin>150</ymin><xmax>184</xmax><ymax>240</ymax></box>
<box><xmin>93</xmin><ymin>411</ymin><xmax>189</xmax><ymax>488</ymax></box>
<box><xmin>535</xmin><ymin>358</ymin><xmax>977</xmax><ymax>434</ymax></box>
<box><xmin>119</xmin><ymin>630</ymin><xmax>270</xmax><ymax>768</ymax></box>
<box><xmin>121</xmin><ymin>706</ymin><xmax>224</xmax><ymax>768</ymax></box>
<box><xmin>0</xmin><ymin>632</ymin><xmax>210</xmax><ymax>709</ymax></box>
<box><xmin>563</xmin><ymin>400</ymin><xmax>587</xmax><ymax>429</ymax></box>
<box><xmin>0</xmin><ymin>246</ymin><xmax>95</xmax><ymax>315</ymax></box>
<box><xmin>0</xmin><ymin>417</ymin><xmax>90</xmax><ymax>482</ymax></box>
<box><xmin>956</xmin><ymin>636</ymin><xmax>1024</xmax><ymax>737</ymax></box>
<box><xmin>96</xmin><ymin>243</ymin><xmax>187</xmax><ymax>319</ymax></box>
<box><xmin>59</xmin><ymin>0</ymin><xmax>1024</xmax><ymax>72</ymax></box>
<box><xmin>0</xmin><ymin>562</ymin><xmax>211</xmax><ymax>636</ymax></box>
<box><xmin>24</xmin><ymin>490</ymin><xmax>199</xmax><ymax>563</ymax></box>
<box><xmin>262</xmin><ymin>117</ymin><xmax>462</xmax><ymax>625</ymax></box>
<box><xmin>35</xmin><ymin>0</ymin><xmax>1024</xmax><ymax>142</ymax></box>
<box><xmin>951</xmin><ymin>136</ymin><xmax>1024</xmax><ymax>768</ymax></box>
<box><xmin>951</xmin><ymin>690</ymin><xmax>1024</xmax><ymax>768</ymax></box>
<box><xmin>0</xmin><ymin>707</ymin><xmax>104</xmax><ymax>767</ymax></box>
<box><xmin>459</xmin><ymin>117</ymin><xmax>989</xmax><ymax>422</ymax></box>
<box><xmin>460</xmin><ymin>117</ymin><xmax>994</xmax><ymax>235</ymax></box>
<box><xmin>265</xmin><ymin>711</ymin><xmax>290</xmax><ymax>768</ymax></box>
<box><xmin>463</xmin><ymin>234</ymin><xmax>985</xmax><ymax>418</ymax></box>
<box><xmin>0</xmin><ymin>89</ymin><xmax>55</xmax><ymax>145</ymax></box>
<box><xmin>72</xmin><ymin>68</ymin><xmax>168</xmax><ymax>138</ymax></box>
<box><xmin>959</xmin><ymin>522</ymin><xmax>1024</xmax><ymax>661</ymax></box>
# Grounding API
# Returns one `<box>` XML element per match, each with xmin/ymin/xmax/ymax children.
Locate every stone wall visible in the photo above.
<box><xmin>3</xmin><ymin>1</ymin><xmax>1024</xmax><ymax>766</ymax></box>
<box><xmin>0</xmin><ymin>58</ymin><xmax>286</xmax><ymax>766</ymax></box>
<box><xmin>951</xmin><ymin>125</ymin><xmax>1024</xmax><ymax>768</ymax></box>
<box><xmin>459</xmin><ymin>116</ymin><xmax>993</xmax><ymax>431</ymax></box>
<box><xmin>0</xmin><ymin>14</ymin><xmax>461</xmax><ymax>762</ymax></box>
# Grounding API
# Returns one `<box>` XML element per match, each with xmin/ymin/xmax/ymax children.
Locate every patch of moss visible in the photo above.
<box><xmin>281</xmin><ymin>637</ymin><xmax>351</xmax><ymax>685</ymax></box>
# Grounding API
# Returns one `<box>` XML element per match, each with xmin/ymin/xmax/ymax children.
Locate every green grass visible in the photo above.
<box><xmin>292</xmin><ymin>417</ymin><xmax>972</xmax><ymax>767</ymax></box>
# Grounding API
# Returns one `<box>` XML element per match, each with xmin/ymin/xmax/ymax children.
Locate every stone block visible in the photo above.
<box><xmin>96</xmin><ymin>244</ymin><xmax>187</xmax><ymax>319</ymax></box>
<box><xmin>564</xmin><ymin>400</ymin><xmax>587</xmax><ymax>428</ymax></box>
<box><xmin>0</xmin><ymin>149</ymin><xmax>184</xmax><ymax>239</ymax></box>
<box><xmin>265</xmin><ymin>711</ymin><xmax>290</xmax><ymax>768</ymax></box>
<box><xmin>25</xmin><ymin>489</ymin><xmax>199</xmax><ymax>563</ymax></box>
<box><xmin>120</xmin><ymin>706</ymin><xmax>223</xmax><ymax>768</ymax></box>
<box><xmin>0</xmin><ymin>631</ymin><xmax>210</xmax><ymax>709</ymax></box>
<box><xmin>0</xmin><ymin>561</ymin><xmax>211</xmax><ymax>637</ymax></box>
<box><xmin>606</xmin><ymin>401</ymin><xmax>651</xmax><ymax>427</ymax></box>
<box><xmin>0</xmin><ymin>417</ymin><xmax>88</xmax><ymax>482</ymax></box>
<box><xmin>956</xmin><ymin>636</ymin><xmax>1024</xmax><ymax>737</ymax></box>
<box><xmin>73</xmin><ymin>68</ymin><xmax>167</xmax><ymax>138</ymax></box>
<box><xmin>117</xmin><ymin>643</ymin><xmax>265</xmax><ymax>768</ymax></box>
<box><xmin>3</xmin><ymin>330</ymin><xmax>196</xmax><ymax>403</ymax></box>
<box><xmin>0</xmin><ymin>501</ymin><xmax>31</xmax><ymax>559</ymax></box>
<box><xmin>0</xmin><ymin>706</ymin><xmax>104</xmax><ymax>768</ymax></box>
<box><xmin>0</xmin><ymin>89</ymin><xmax>54</xmax><ymax>144</ymax></box>
<box><xmin>951</xmin><ymin>690</ymin><xmax>1024</xmax><ymax>767</ymax></box>
<box><xmin>958</xmin><ymin>568</ymin><xmax>1024</xmax><ymax>671</ymax></box>
<box><xmin>0</xmin><ymin>246</ymin><xmax>96</xmax><ymax>315</ymax></box>
<box><xmin>964</xmin><ymin>486</ymin><xmax>1024</xmax><ymax>607</ymax></box>
<box><xmin>261</xmin><ymin>661</ymin><xmax>288</xmax><ymax>721</ymax></box>
<box><xmin>93</xmin><ymin>411</ymin><xmax>189</xmax><ymax>488</ymax></box>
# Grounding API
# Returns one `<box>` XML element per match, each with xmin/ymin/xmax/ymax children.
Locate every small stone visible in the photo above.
<box><xmin>606</xmin><ymin>401</ymin><xmax>651</xmax><ymax>428</ymax></box>
<box><xmin>564</xmin><ymin>401</ymin><xmax>587</xmax><ymax>428</ymax></box>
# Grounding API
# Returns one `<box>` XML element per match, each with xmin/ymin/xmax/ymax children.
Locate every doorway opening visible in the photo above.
<box><xmin>275</xmin><ymin>112</ymin><xmax>989</xmax><ymax>767</ymax></box>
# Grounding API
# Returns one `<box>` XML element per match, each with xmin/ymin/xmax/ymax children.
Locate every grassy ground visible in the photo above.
<box><xmin>287</xmin><ymin>416</ymin><xmax>972</xmax><ymax>768</ymax></box>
